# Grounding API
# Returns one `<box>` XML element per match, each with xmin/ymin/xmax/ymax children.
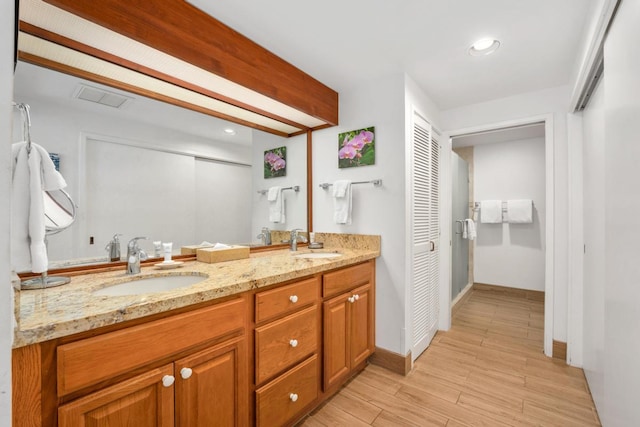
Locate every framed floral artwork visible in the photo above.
<box><xmin>338</xmin><ymin>126</ymin><xmax>375</xmax><ymax>168</ymax></box>
<box><xmin>264</xmin><ymin>146</ymin><xmax>286</xmax><ymax>178</ymax></box>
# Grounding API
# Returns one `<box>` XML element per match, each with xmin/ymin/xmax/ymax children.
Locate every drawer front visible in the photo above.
<box><xmin>256</xmin><ymin>355</ymin><xmax>319</xmax><ymax>427</ymax></box>
<box><xmin>323</xmin><ymin>261</ymin><xmax>373</xmax><ymax>298</ymax></box>
<box><xmin>57</xmin><ymin>297</ymin><xmax>246</xmax><ymax>396</ymax></box>
<box><xmin>255</xmin><ymin>276</ymin><xmax>320</xmax><ymax>324</ymax></box>
<box><xmin>255</xmin><ymin>305</ymin><xmax>319</xmax><ymax>385</ymax></box>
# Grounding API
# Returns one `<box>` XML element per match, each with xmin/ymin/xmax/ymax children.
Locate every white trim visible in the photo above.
<box><xmin>439</xmin><ymin>134</ymin><xmax>452</xmax><ymax>332</ymax></box>
<box><xmin>543</xmin><ymin>116</ymin><xmax>555</xmax><ymax>358</ymax></box>
<box><xmin>404</xmin><ymin>108</ymin><xmax>415</xmax><ymax>356</ymax></box>
<box><xmin>445</xmin><ymin>114</ymin><xmax>555</xmax><ymax>357</ymax></box>
<box><xmin>567</xmin><ymin>112</ymin><xmax>584</xmax><ymax>367</ymax></box>
<box><xmin>569</xmin><ymin>0</ymin><xmax>620</xmax><ymax>111</ymax></box>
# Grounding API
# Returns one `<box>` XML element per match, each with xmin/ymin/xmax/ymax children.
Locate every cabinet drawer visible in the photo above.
<box><xmin>255</xmin><ymin>276</ymin><xmax>320</xmax><ymax>323</ymax></box>
<box><xmin>255</xmin><ymin>305</ymin><xmax>319</xmax><ymax>385</ymax></box>
<box><xmin>256</xmin><ymin>355</ymin><xmax>319</xmax><ymax>427</ymax></box>
<box><xmin>58</xmin><ymin>297</ymin><xmax>246</xmax><ymax>396</ymax></box>
<box><xmin>323</xmin><ymin>261</ymin><xmax>373</xmax><ymax>298</ymax></box>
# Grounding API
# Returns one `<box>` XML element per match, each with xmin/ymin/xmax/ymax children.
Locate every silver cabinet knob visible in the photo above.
<box><xmin>289</xmin><ymin>295</ymin><xmax>298</xmax><ymax>303</ymax></box>
<box><xmin>348</xmin><ymin>296</ymin><xmax>355</xmax><ymax>303</ymax></box>
<box><xmin>180</xmin><ymin>367</ymin><xmax>193</xmax><ymax>379</ymax></box>
<box><xmin>289</xmin><ymin>339</ymin><xmax>298</xmax><ymax>348</ymax></box>
<box><xmin>289</xmin><ymin>393</ymin><xmax>298</xmax><ymax>402</ymax></box>
<box><xmin>354</xmin><ymin>294</ymin><xmax>360</xmax><ymax>301</ymax></box>
<box><xmin>162</xmin><ymin>375</ymin><xmax>175</xmax><ymax>387</ymax></box>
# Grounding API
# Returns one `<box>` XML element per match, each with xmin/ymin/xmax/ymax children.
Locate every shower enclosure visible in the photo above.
<box><xmin>451</xmin><ymin>152</ymin><xmax>469</xmax><ymax>300</ymax></box>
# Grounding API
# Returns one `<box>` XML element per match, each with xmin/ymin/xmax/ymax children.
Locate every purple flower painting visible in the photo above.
<box><xmin>338</xmin><ymin>126</ymin><xmax>375</xmax><ymax>168</ymax></box>
<box><xmin>264</xmin><ymin>146</ymin><xmax>286</xmax><ymax>178</ymax></box>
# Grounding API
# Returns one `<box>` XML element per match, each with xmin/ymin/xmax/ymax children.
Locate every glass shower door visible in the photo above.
<box><xmin>451</xmin><ymin>152</ymin><xmax>469</xmax><ymax>300</ymax></box>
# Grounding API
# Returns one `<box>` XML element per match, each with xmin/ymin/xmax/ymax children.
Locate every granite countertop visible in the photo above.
<box><xmin>14</xmin><ymin>234</ymin><xmax>380</xmax><ymax>348</ymax></box>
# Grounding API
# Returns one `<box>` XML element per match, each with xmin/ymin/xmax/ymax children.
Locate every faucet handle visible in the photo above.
<box><xmin>128</xmin><ymin>236</ymin><xmax>148</xmax><ymax>249</ymax></box>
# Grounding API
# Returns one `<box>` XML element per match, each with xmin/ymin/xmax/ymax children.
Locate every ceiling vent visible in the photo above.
<box><xmin>73</xmin><ymin>84</ymin><xmax>132</xmax><ymax>108</ymax></box>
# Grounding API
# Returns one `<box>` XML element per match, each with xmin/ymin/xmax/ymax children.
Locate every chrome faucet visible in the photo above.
<box><xmin>289</xmin><ymin>229</ymin><xmax>308</xmax><ymax>251</ymax></box>
<box><xmin>256</xmin><ymin>227</ymin><xmax>272</xmax><ymax>245</ymax></box>
<box><xmin>126</xmin><ymin>237</ymin><xmax>149</xmax><ymax>274</ymax></box>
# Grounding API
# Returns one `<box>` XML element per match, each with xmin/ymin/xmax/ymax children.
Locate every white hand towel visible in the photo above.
<box><xmin>507</xmin><ymin>199</ymin><xmax>533</xmax><ymax>223</ymax></box>
<box><xmin>11</xmin><ymin>142</ymin><xmax>67</xmax><ymax>273</ymax></box>
<box><xmin>465</xmin><ymin>218</ymin><xmax>476</xmax><ymax>240</ymax></box>
<box><xmin>480</xmin><ymin>200</ymin><xmax>502</xmax><ymax>223</ymax></box>
<box><xmin>333</xmin><ymin>180</ymin><xmax>352</xmax><ymax>224</ymax></box>
<box><xmin>268</xmin><ymin>186</ymin><xmax>285</xmax><ymax>223</ymax></box>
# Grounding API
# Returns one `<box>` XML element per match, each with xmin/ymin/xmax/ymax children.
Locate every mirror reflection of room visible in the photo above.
<box><xmin>12</xmin><ymin>61</ymin><xmax>308</xmax><ymax>269</ymax></box>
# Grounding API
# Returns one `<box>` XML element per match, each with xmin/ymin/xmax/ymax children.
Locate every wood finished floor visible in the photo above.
<box><xmin>299</xmin><ymin>288</ymin><xmax>601</xmax><ymax>426</ymax></box>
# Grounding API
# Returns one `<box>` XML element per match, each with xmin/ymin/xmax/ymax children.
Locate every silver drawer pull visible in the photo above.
<box><xmin>289</xmin><ymin>295</ymin><xmax>298</xmax><ymax>303</ymax></box>
<box><xmin>289</xmin><ymin>339</ymin><xmax>298</xmax><ymax>348</ymax></box>
<box><xmin>289</xmin><ymin>393</ymin><xmax>298</xmax><ymax>402</ymax></box>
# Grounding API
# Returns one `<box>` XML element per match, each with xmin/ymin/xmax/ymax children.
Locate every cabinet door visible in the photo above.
<box><xmin>175</xmin><ymin>336</ymin><xmax>248</xmax><ymax>427</ymax></box>
<box><xmin>58</xmin><ymin>364</ymin><xmax>174</xmax><ymax>427</ymax></box>
<box><xmin>323</xmin><ymin>294</ymin><xmax>350</xmax><ymax>390</ymax></box>
<box><xmin>350</xmin><ymin>283</ymin><xmax>374</xmax><ymax>367</ymax></box>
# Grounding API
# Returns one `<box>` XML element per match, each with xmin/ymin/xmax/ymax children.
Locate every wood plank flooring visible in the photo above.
<box><xmin>299</xmin><ymin>288</ymin><xmax>601</xmax><ymax>426</ymax></box>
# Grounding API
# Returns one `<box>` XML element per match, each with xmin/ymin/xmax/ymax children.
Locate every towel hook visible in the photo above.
<box><xmin>13</xmin><ymin>102</ymin><xmax>33</xmax><ymax>153</ymax></box>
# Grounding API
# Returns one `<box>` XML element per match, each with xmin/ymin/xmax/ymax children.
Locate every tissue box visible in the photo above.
<box><xmin>196</xmin><ymin>245</ymin><xmax>250</xmax><ymax>263</ymax></box>
<box><xmin>181</xmin><ymin>244</ymin><xmax>214</xmax><ymax>255</ymax></box>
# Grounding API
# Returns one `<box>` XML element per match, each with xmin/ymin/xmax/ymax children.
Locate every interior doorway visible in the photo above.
<box><xmin>445</xmin><ymin>116</ymin><xmax>554</xmax><ymax>357</ymax></box>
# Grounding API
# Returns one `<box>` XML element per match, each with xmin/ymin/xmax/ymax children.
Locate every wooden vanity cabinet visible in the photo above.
<box><xmin>58</xmin><ymin>336</ymin><xmax>247</xmax><ymax>427</ymax></box>
<box><xmin>58</xmin><ymin>364</ymin><xmax>175</xmax><ymax>427</ymax></box>
<box><xmin>53</xmin><ymin>296</ymin><xmax>249</xmax><ymax>427</ymax></box>
<box><xmin>13</xmin><ymin>259</ymin><xmax>376</xmax><ymax>427</ymax></box>
<box><xmin>322</xmin><ymin>261</ymin><xmax>375</xmax><ymax>391</ymax></box>
<box><xmin>254</xmin><ymin>276</ymin><xmax>321</xmax><ymax>427</ymax></box>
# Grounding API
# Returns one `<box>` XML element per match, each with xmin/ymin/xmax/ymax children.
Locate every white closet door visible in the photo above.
<box><xmin>411</xmin><ymin>113</ymin><xmax>440</xmax><ymax>361</ymax></box>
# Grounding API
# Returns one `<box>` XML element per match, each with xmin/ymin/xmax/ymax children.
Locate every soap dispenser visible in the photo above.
<box><xmin>105</xmin><ymin>234</ymin><xmax>122</xmax><ymax>262</ymax></box>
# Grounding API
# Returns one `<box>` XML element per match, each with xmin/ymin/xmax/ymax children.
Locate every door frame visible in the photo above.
<box><xmin>441</xmin><ymin>114</ymin><xmax>555</xmax><ymax>357</ymax></box>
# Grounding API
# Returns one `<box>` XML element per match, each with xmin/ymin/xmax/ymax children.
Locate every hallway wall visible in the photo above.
<box><xmin>474</xmin><ymin>137</ymin><xmax>546</xmax><ymax>291</ymax></box>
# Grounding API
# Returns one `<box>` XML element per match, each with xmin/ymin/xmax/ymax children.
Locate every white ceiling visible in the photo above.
<box><xmin>188</xmin><ymin>0</ymin><xmax>596</xmax><ymax>110</ymax></box>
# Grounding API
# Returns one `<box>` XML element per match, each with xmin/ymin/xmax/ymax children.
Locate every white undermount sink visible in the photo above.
<box><xmin>293</xmin><ymin>252</ymin><xmax>342</xmax><ymax>259</ymax></box>
<box><xmin>93</xmin><ymin>273</ymin><xmax>208</xmax><ymax>297</ymax></box>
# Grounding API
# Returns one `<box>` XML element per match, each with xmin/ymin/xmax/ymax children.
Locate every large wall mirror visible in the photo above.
<box><xmin>13</xmin><ymin>60</ymin><xmax>309</xmax><ymax>269</ymax></box>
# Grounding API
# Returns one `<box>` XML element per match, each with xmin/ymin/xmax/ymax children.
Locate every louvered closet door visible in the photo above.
<box><xmin>411</xmin><ymin>113</ymin><xmax>440</xmax><ymax>361</ymax></box>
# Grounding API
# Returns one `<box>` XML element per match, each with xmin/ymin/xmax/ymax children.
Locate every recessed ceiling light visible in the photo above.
<box><xmin>469</xmin><ymin>38</ymin><xmax>500</xmax><ymax>56</ymax></box>
<box><xmin>224</xmin><ymin>128</ymin><xmax>236</xmax><ymax>135</ymax></box>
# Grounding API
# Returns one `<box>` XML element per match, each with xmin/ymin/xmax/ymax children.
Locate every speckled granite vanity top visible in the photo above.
<box><xmin>14</xmin><ymin>233</ymin><xmax>380</xmax><ymax>348</ymax></box>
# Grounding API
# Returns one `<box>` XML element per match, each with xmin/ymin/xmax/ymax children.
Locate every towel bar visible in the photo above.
<box><xmin>257</xmin><ymin>185</ymin><xmax>300</xmax><ymax>195</ymax></box>
<box><xmin>318</xmin><ymin>179</ymin><xmax>382</xmax><ymax>189</ymax></box>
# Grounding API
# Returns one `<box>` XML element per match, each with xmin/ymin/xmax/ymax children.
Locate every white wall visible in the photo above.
<box><xmin>313</xmin><ymin>73</ymin><xmax>407</xmax><ymax>354</ymax></box>
<box><xmin>251</xmin><ymin>132</ymin><xmax>307</xmax><ymax>238</ymax></box>
<box><xmin>313</xmin><ymin>73</ymin><xmax>441</xmax><ymax>356</ymax></box>
<box><xmin>440</xmin><ymin>85</ymin><xmax>570</xmax><ymax>341</ymax></box>
<box><xmin>581</xmin><ymin>78</ymin><xmax>605</xmax><ymax>413</ymax></box>
<box><xmin>0</xmin><ymin>3</ymin><xmax>14</xmax><ymax>424</ymax></box>
<box><xmin>474</xmin><ymin>137</ymin><xmax>546</xmax><ymax>291</ymax></box>
<box><xmin>601</xmin><ymin>1</ymin><xmax>640</xmax><ymax>424</ymax></box>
